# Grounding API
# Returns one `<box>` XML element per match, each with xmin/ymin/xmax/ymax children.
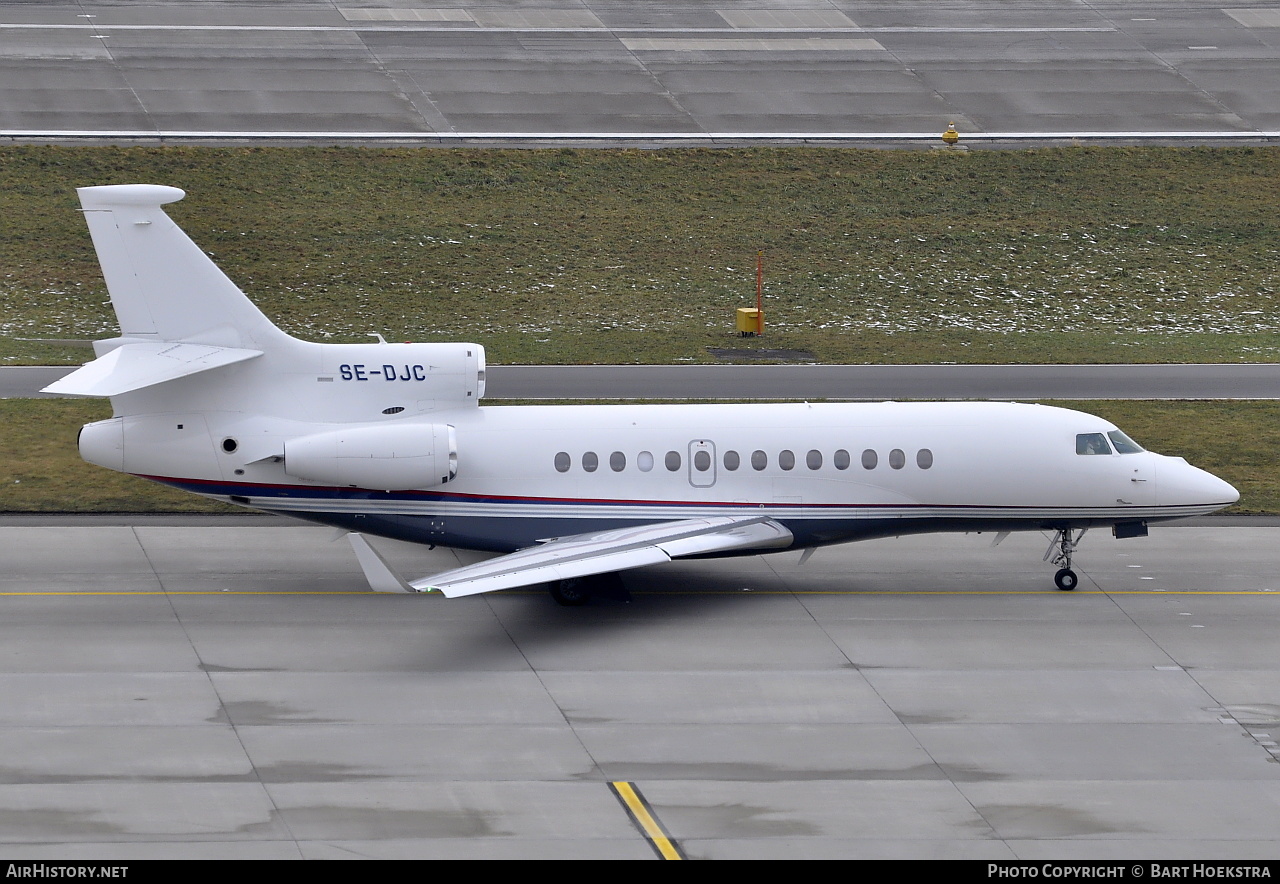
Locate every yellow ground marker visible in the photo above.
<box><xmin>609</xmin><ymin>781</ymin><xmax>684</xmax><ymax>860</ymax></box>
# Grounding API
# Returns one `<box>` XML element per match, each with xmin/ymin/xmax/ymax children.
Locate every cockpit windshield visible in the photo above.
<box><xmin>1076</xmin><ymin>430</ymin><xmax>1144</xmax><ymax>455</ymax></box>
<box><xmin>1076</xmin><ymin>433</ymin><xmax>1112</xmax><ymax>455</ymax></box>
<box><xmin>1107</xmin><ymin>430</ymin><xmax>1144</xmax><ymax>454</ymax></box>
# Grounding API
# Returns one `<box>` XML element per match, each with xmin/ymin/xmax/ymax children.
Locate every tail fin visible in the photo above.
<box><xmin>76</xmin><ymin>184</ymin><xmax>287</xmax><ymax>349</ymax></box>
<box><xmin>44</xmin><ymin>185</ymin><xmax>289</xmax><ymax>397</ymax></box>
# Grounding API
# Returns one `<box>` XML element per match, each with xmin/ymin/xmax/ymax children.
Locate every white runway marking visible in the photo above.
<box><xmin>0</xmin><ymin>23</ymin><xmax>1117</xmax><ymax>34</ymax></box>
<box><xmin>621</xmin><ymin>37</ymin><xmax>885</xmax><ymax>51</ymax></box>
<box><xmin>5</xmin><ymin>130</ymin><xmax>1277</xmax><ymax>142</ymax></box>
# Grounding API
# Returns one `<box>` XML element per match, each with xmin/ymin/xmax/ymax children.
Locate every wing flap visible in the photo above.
<box><xmin>348</xmin><ymin>516</ymin><xmax>793</xmax><ymax>598</ymax></box>
<box><xmin>42</xmin><ymin>341</ymin><xmax>263</xmax><ymax>397</ymax></box>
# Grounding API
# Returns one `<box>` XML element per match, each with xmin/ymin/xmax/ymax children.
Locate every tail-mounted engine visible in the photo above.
<box><xmin>283</xmin><ymin>423</ymin><xmax>458</xmax><ymax>490</ymax></box>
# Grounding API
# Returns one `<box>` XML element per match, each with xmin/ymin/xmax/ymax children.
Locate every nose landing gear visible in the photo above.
<box><xmin>1044</xmin><ymin>528</ymin><xmax>1087</xmax><ymax>591</ymax></box>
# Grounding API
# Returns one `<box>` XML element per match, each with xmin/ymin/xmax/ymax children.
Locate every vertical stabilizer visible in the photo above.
<box><xmin>77</xmin><ymin>185</ymin><xmax>289</xmax><ymax>349</ymax></box>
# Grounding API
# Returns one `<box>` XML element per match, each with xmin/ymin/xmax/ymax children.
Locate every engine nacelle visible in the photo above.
<box><xmin>284</xmin><ymin>423</ymin><xmax>457</xmax><ymax>490</ymax></box>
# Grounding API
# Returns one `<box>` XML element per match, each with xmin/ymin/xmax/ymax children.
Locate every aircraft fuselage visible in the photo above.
<box><xmin>82</xmin><ymin>399</ymin><xmax>1235</xmax><ymax>553</ymax></box>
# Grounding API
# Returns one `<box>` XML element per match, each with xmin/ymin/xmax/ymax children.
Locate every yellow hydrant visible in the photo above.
<box><xmin>942</xmin><ymin>122</ymin><xmax>959</xmax><ymax>145</ymax></box>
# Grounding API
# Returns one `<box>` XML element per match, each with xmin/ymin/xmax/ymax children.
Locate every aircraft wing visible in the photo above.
<box><xmin>348</xmin><ymin>515</ymin><xmax>793</xmax><ymax>598</ymax></box>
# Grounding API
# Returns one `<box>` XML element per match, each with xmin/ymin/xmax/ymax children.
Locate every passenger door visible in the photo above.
<box><xmin>688</xmin><ymin>439</ymin><xmax>716</xmax><ymax>487</ymax></box>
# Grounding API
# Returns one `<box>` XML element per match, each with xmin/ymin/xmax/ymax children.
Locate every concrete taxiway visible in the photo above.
<box><xmin>2</xmin><ymin>0</ymin><xmax>1279</xmax><ymax>142</ymax></box>
<box><xmin>0</xmin><ymin>518</ymin><xmax>1277</xmax><ymax>859</ymax></box>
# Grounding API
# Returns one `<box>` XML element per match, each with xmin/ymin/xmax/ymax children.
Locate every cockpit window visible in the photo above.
<box><xmin>1076</xmin><ymin>433</ymin><xmax>1112</xmax><ymax>455</ymax></box>
<box><xmin>1107</xmin><ymin>430</ymin><xmax>1144</xmax><ymax>454</ymax></box>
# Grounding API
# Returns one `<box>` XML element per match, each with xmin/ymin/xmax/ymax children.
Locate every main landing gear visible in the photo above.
<box><xmin>548</xmin><ymin>573</ymin><xmax>630</xmax><ymax>606</ymax></box>
<box><xmin>549</xmin><ymin>577</ymin><xmax>592</xmax><ymax>607</ymax></box>
<box><xmin>1044</xmin><ymin>528</ymin><xmax>1087</xmax><ymax>591</ymax></box>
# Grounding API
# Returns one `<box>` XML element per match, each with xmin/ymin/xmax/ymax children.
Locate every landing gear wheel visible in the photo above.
<box><xmin>549</xmin><ymin>578</ymin><xmax>592</xmax><ymax>607</ymax></box>
<box><xmin>1045</xmin><ymin>528</ymin><xmax>1087</xmax><ymax>592</ymax></box>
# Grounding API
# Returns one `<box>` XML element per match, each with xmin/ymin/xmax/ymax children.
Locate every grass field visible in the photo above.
<box><xmin>1</xmin><ymin>146</ymin><xmax>1274</xmax><ymax>513</ymax></box>
<box><xmin>2</xmin><ymin>145</ymin><xmax>1278</xmax><ymax>366</ymax></box>
<box><xmin>0</xmin><ymin>399</ymin><xmax>1273</xmax><ymax>515</ymax></box>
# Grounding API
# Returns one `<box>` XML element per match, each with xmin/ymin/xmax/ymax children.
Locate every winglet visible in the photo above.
<box><xmin>347</xmin><ymin>533</ymin><xmax>421</xmax><ymax>594</ymax></box>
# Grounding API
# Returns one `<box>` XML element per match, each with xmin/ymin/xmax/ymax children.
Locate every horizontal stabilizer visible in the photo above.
<box><xmin>42</xmin><ymin>341</ymin><xmax>263</xmax><ymax>397</ymax></box>
<box><xmin>347</xmin><ymin>516</ymin><xmax>793</xmax><ymax>598</ymax></box>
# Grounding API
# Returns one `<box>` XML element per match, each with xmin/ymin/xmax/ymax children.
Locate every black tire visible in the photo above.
<box><xmin>1054</xmin><ymin>568</ymin><xmax>1079</xmax><ymax>591</ymax></box>
<box><xmin>549</xmin><ymin>578</ymin><xmax>592</xmax><ymax>606</ymax></box>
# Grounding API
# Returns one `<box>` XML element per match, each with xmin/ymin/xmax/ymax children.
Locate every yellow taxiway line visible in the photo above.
<box><xmin>609</xmin><ymin>781</ymin><xmax>683</xmax><ymax>860</ymax></box>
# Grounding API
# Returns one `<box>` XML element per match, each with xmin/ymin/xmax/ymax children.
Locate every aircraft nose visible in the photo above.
<box><xmin>1158</xmin><ymin>457</ymin><xmax>1239</xmax><ymax>510</ymax></box>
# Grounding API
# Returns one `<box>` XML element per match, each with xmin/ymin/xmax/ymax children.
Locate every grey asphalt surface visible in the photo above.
<box><xmin>8</xmin><ymin>362</ymin><xmax>1280</xmax><ymax>400</ymax></box>
<box><xmin>1</xmin><ymin>522</ymin><xmax>1277</xmax><ymax>859</ymax></box>
<box><xmin>481</xmin><ymin>363</ymin><xmax>1280</xmax><ymax>400</ymax></box>
<box><xmin>2</xmin><ymin>0</ymin><xmax>1279</xmax><ymax>143</ymax></box>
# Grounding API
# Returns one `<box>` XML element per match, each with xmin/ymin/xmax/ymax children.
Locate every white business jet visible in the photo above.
<box><xmin>45</xmin><ymin>185</ymin><xmax>1239</xmax><ymax>603</ymax></box>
